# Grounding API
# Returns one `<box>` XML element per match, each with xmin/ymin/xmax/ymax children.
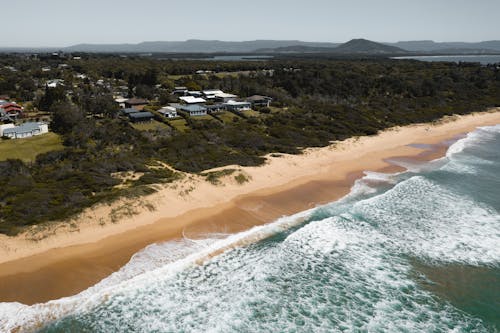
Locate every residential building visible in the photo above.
<box><xmin>2</xmin><ymin>122</ymin><xmax>49</xmax><ymax>139</ymax></box>
<box><xmin>46</xmin><ymin>79</ymin><xmax>65</xmax><ymax>88</ymax></box>
<box><xmin>0</xmin><ymin>123</ymin><xmax>15</xmax><ymax>136</ymax></box>
<box><xmin>128</xmin><ymin>111</ymin><xmax>154</xmax><ymax>123</ymax></box>
<box><xmin>172</xmin><ymin>86</ymin><xmax>188</xmax><ymax>96</ymax></box>
<box><xmin>158</xmin><ymin>106</ymin><xmax>178</xmax><ymax>118</ymax></box>
<box><xmin>124</xmin><ymin>98</ymin><xmax>149</xmax><ymax>110</ymax></box>
<box><xmin>246</xmin><ymin>95</ymin><xmax>273</xmax><ymax>107</ymax></box>
<box><xmin>187</xmin><ymin>91</ymin><xmax>203</xmax><ymax>98</ymax></box>
<box><xmin>214</xmin><ymin>92</ymin><xmax>238</xmax><ymax>102</ymax></box>
<box><xmin>0</xmin><ymin>102</ymin><xmax>23</xmax><ymax>119</ymax></box>
<box><xmin>224</xmin><ymin>100</ymin><xmax>251</xmax><ymax>111</ymax></box>
<box><xmin>179</xmin><ymin>96</ymin><xmax>206</xmax><ymax>104</ymax></box>
<box><xmin>180</xmin><ymin>104</ymin><xmax>207</xmax><ymax>116</ymax></box>
<box><xmin>121</xmin><ymin>108</ymin><xmax>139</xmax><ymax>116</ymax></box>
<box><xmin>114</xmin><ymin>97</ymin><xmax>128</xmax><ymax>109</ymax></box>
<box><xmin>204</xmin><ymin>104</ymin><xmax>225</xmax><ymax>113</ymax></box>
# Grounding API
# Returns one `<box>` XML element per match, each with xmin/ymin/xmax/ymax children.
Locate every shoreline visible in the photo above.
<box><xmin>0</xmin><ymin>108</ymin><xmax>499</xmax><ymax>305</ymax></box>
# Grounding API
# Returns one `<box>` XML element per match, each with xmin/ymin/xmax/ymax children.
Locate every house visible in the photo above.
<box><xmin>2</xmin><ymin>122</ymin><xmax>49</xmax><ymax>139</ymax></box>
<box><xmin>187</xmin><ymin>91</ymin><xmax>203</xmax><ymax>98</ymax></box>
<box><xmin>158</xmin><ymin>106</ymin><xmax>178</xmax><ymax>118</ymax></box>
<box><xmin>114</xmin><ymin>97</ymin><xmax>128</xmax><ymax>109</ymax></box>
<box><xmin>172</xmin><ymin>86</ymin><xmax>188</xmax><ymax>96</ymax></box>
<box><xmin>203</xmin><ymin>89</ymin><xmax>223</xmax><ymax>99</ymax></box>
<box><xmin>204</xmin><ymin>104</ymin><xmax>225</xmax><ymax>113</ymax></box>
<box><xmin>224</xmin><ymin>100</ymin><xmax>251</xmax><ymax>112</ymax></box>
<box><xmin>46</xmin><ymin>79</ymin><xmax>65</xmax><ymax>88</ymax></box>
<box><xmin>128</xmin><ymin>111</ymin><xmax>154</xmax><ymax>122</ymax></box>
<box><xmin>0</xmin><ymin>123</ymin><xmax>15</xmax><ymax>136</ymax></box>
<box><xmin>121</xmin><ymin>108</ymin><xmax>139</xmax><ymax>116</ymax></box>
<box><xmin>246</xmin><ymin>95</ymin><xmax>272</xmax><ymax>107</ymax></box>
<box><xmin>214</xmin><ymin>92</ymin><xmax>238</xmax><ymax>102</ymax></box>
<box><xmin>124</xmin><ymin>98</ymin><xmax>148</xmax><ymax>110</ymax></box>
<box><xmin>0</xmin><ymin>102</ymin><xmax>23</xmax><ymax>119</ymax></box>
<box><xmin>179</xmin><ymin>96</ymin><xmax>206</xmax><ymax>104</ymax></box>
<box><xmin>180</xmin><ymin>104</ymin><xmax>207</xmax><ymax>116</ymax></box>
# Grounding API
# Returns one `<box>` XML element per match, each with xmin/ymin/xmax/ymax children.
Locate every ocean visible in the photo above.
<box><xmin>1</xmin><ymin>125</ymin><xmax>500</xmax><ymax>332</ymax></box>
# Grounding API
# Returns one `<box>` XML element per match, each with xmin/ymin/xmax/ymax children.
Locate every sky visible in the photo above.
<box><xmin>2</xmin><ymin>0</ymin><xmax>500</xmax><ymax>47</ymax></box>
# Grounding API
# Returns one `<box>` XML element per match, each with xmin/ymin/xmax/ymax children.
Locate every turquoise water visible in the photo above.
<box><xmin>1</xmin><ymin>125</ymin><xmax>500</xmax><ymax>332</ymax></box>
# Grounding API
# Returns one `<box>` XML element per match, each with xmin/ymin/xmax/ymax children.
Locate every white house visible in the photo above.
<box><xmin>224</xmin><ymin>100</ymin><xmax>251</xmax><ymax>111</ymax></box>
<box><xmin>46</xmin><ymin>79</ymin><xmax>65</xmax><ymax>88</ymax></box>
<box><xmin>159</xmin><ymin>106</ymin><xmax>178</xmax><ymax>118</ymax></box>
<box><xmin>0</xmin><ymin>123</ymin><xmax>15</xmax><ymax>136</ymax></box>
<box><xmin>2</xmin><ymin>122</ymin><xmax>49</xmax><ymax>139</ymax></box>
<box><xmin>179</xmin><ymin>96</ymin><xmax>206</xmax><ymax>104</ymax></box>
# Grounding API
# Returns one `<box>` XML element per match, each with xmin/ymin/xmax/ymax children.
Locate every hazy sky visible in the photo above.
<box><xmin>3</xmin><ymin>0</ymin><xmax>499</xmax><ymax>47</ymax></box>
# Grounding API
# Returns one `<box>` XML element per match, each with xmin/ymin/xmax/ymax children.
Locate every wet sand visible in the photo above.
<box><xmin>0</xmin><ymin>110</ymin><xmax>499</xmax><ymax>305</ymax></box>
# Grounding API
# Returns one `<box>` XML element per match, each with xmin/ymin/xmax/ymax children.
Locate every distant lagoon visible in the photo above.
<box><xmin>393</xmin><ymin>54</ymin><xmax>500</xmax><ymax>65</ymax></box>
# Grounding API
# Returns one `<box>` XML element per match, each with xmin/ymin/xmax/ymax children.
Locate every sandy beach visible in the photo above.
<box><xmin>1</xmin><ymin>108</ymin><xmax>500</xmax><ymax>305</ymax></box>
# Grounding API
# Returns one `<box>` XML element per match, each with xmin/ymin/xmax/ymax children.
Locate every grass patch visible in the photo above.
<box><xmin>131</xmin><ymin>120</ymin><xmax>169</xmax><ymax>131</ymax></box>
<box><xmin>218</xmin><ymin>112</ymin><xmax>242</xmax><ymax>123</ymax></box>
<box><xmin>241</xmin><ymin>109</ymin><xmax>261</xmax><ymax>117</ymax></box>
<box><xmin>234</xmin><ymin>173</ymin><xmax>250</xmax><ymax>184</ymax></box>
<box><xmin>0</xmin><ymin>132</ymin><xmax>64</xmax><ymax>163</ymax></box>
<box><xmin>169</xmin><ymin>118</ymin><xmax>190</xmax><ymax>132</ymax></box>
<box><xmin>202</xmin><ymin>168</ymin><xmax>237</xmax><ymax>185</ymax></box>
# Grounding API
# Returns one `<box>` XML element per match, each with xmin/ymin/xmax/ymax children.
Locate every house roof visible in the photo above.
<box><xmin>179</xmin><ymin>96</ymin><xmax>206</xmax><ymax>104</ymax></box>
<box><xmin>246</xmin><ymin>95</ymin><xmax>272</xmax><ymax>101</ymax></box>
<box><xmin>181</xmin><ymin>104</ymin><xmax>207</xmax><ymax>112</ymax></box>
<box><xmin>159</xmin><ymin>106</ymin><xmax>177</xmax><ymax>113</ymax></box>
<box><xmin>203</xmin><ymin>89</ymin><xmax>223</xmax><ymax>96</ymax></box>
<box><xmin>3</xmin><ymin>122</ymin><xmax>45</xmax><ymax>135</ymax></box>
<box><xmin>125</xmin><ymin>98</ymin><xmax>148</xmax><ymax>105</ymax></box>
<box><xmin>225</xmin><ymin>100</ymin><xmax>251</xmax><ymax>106</ymax></box>
<box><xmin>122</xmin><ymin>108</ymin><xmax>138</xmax><ymax>114</ymax></box>
<box><xmin>215</xmin><ymin>92</ymin><xmax>238</xmax><ymax>99</ymax></box>
<box><xmin>204</xmin><ymin>104</ymin><xmax>224</xmax><ymax>110</ymax></box>
<box><xmin>128</xmin><ymin>111</ymin><xmax>154</xmax><ymax>119</ymax></box>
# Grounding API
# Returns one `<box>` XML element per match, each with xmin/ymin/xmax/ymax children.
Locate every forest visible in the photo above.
<box><xmin>1</xmin><ymin>53</ymin><xmax>499</xmax><ymax>234</ymax></box>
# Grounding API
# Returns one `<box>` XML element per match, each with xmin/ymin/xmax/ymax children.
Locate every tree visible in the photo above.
<box><xmin>50</xmin><ymin>101</ymin><xmax>85</xmax><ymax>135</ymax></box>
<box><xmin>37</xmin><ymin>85</ymin><xmax>66</xmax><ymax>111</ymax></box>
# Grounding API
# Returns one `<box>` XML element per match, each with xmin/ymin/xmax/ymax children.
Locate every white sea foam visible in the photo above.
<box><xmin>351</xmin><ymin>175</ymin><xmax>500</xmax><ymax>266</ymax></box>
<box><xmin>446</xmin><ymin>124</ymin><xmax>500</xmax><ymax>158</ymax></box>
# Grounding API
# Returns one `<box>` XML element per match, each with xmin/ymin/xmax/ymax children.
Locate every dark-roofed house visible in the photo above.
<box><xmin>121</xmin><ymin>108</ymin><xmax>139</xmax><ymax>116</ymax></box>
<box><xmin>180</xmin><ymin>104</ymin><xmax>207</xmax><ymax>116</ymax></box>
<box><xmin>246</xmin><ymin>95</ymin><xmax>272</xmax><ymax>107</ymax></box>
<box><xmin>128</xmin><ymin>111</ymin><xmax>154</xmax><ymax>122</ymax></box>
<box><xmin>124</xmin><ymin>98</ymin><xmax>149</xmax><ymax>111</ymax></box>
<box><xmin>204</xmin><ymin>104</ymin><xmax>225</xmax><ymax>113</ymax></box>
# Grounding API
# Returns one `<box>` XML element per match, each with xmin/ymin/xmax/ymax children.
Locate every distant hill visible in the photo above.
<box><xmin>63</xmin><ymin>40</ymin><xmax>340</xmax><ymax>53</ymax></box>
<box><xmin>258</xmin><ymin>39</ymin><xmax>408</xmax><ymax>54</ymax></box>
<box><xmin>259</xmin><ymin>39</ymin><xmax>500</xmax><ymax>55</ymax></box>
<box><xmin>333</xmin><ymin>39</ymin><xmax>407</xmax><ymax>54</ymax></box>
<box><xmin>2</xmin><ymin>39</ymin><xmax>500</xmax><ymax>55</ymax></box>
<box><xmin>255</xmin><ymin>45</ymin><xmax>339</xmax><ymax>53</ymax></box>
